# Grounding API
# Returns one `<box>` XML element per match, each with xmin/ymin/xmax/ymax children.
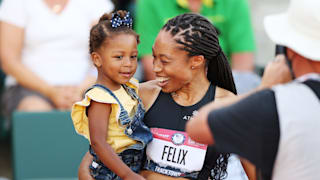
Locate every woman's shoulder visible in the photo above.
<box><xmin>139</xmin><ymin>80</ymin><xmax>161</xmax><ymax>111</ymax></box>
<box><xmin>215</xmin><ymin>86</ymin><xmax>236</xmax><ymax>100</ymax></box>
<box><xmin>139</xmin><ymin>80</ymin><xmax>161</xmax><ymax>92</ymax></box>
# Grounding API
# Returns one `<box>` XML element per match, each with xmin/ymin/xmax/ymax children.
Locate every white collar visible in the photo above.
<box><xmin>296</xmin><ymin>73</ymin><xmax>320</xmax><ymax>82</ymax></box>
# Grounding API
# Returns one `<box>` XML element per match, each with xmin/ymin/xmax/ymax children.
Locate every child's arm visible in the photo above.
<box><xmin>88</xmin><ymin>101</ymin><xmax>145</xmax><ymax>180</ymax></box>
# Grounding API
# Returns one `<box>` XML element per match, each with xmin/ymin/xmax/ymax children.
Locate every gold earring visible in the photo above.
<box><xmin>191</xmin><ymin>66</ymin><xmax>195</xmax><ymax>69</ymax></box>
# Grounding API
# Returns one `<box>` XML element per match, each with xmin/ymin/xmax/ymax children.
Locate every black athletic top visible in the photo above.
<box><xmin>144</xmin><ymin>84</ymin><xmax>215</xmax><ymax>131</ymax></box>
<box><xmin>143</xmin><ymin>84</ymin><xmax>222</xmax><ymax>179</ymax></box>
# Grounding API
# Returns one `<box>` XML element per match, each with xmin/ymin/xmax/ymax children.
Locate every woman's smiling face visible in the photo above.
<box><xmin>152</xmin><ymin>30</ymin><xmax>194</xmax><ymax>93</ymax></box>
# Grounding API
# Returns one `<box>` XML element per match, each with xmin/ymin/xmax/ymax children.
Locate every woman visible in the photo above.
<box><xmin>0</xmin><ymin>0</ymin><xmax>113</xmax><ymax>118</ymax></box>
<box><xmin>79</xmin><ymin>13</ymin><xmax>254</xmax><ymax>180</ymax></box>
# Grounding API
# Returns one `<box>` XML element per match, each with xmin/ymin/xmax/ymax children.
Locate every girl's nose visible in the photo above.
<box><xmin>122</xmin><ymin>57</ymin><xmax>132</xmax><ymax>66</ymax></box>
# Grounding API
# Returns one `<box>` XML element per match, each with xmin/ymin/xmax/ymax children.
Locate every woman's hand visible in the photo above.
<box><xmin>78</xmin><ymin>152</ymin><xmax>94</xmax><ymax>180</ymax></box>
<box><xmin>48</xmin><ymin>86</ymin><xmax>79</xmax><ymax>110</ymax></box>
<box><xmin>123</xmin><ymin>172</ymin><xmax>146</xmax><ymax>180</ymax></box>
<box><xmin>78</xmin><ymin>152</ymin><xmax>146</xmax><ymax>180</ymax></box>
<box><xmin>69</xmin><ymin>86</ymin><xmax>85</xmax><ymax>104</ymax></box>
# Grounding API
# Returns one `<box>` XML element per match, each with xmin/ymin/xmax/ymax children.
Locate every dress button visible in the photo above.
<box><xmin>127</xmin><ymin>128</ymin><xmax>133</xmax><ymax>135</ymax></box>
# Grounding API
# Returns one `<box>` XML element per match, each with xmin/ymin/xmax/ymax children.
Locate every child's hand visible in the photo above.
<box><xmin>123</xmin><ymin>172</ymin><xmax>146</xmax><ymax>180</ymax></box>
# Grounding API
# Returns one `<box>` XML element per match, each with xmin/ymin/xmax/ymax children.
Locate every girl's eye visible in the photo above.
<box><xmin>115</xmin><ymin>56</ymin><xmax>123</xmax><ymax>59</ymax></box>
<box><xmin>131</xmin><ymin>55</ymin><xmax>137</xmax><ymax>59</ymax></box>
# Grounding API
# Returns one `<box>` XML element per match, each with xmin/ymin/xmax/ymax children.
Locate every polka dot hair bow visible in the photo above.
<box><xmin>111</xmin><ymin>12</ymin><xmax>133</xmax><ymax>28</ymax></box>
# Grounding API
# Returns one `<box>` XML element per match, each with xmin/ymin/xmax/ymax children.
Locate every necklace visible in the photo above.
<box><xmin>171</xmin><ymin>92</ymin><xmax>179</xmax><ymax>98</ymax></box>
<box><xmin>48</xmin><ymin>0</ymin><xmax>66</xmax><ymax>14</ymax></box>
<box><xmin>52</xmin><ymin>4</ymin><xmax>62</xmax><ymax>13</ymax></box>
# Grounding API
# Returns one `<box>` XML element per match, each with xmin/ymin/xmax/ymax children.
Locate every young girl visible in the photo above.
<box><xmin>71</xmin><ymin>10</ymin><xmax>152</xmax><ymax>180</ymax></box>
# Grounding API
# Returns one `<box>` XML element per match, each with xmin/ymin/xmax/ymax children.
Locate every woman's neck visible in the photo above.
<box><xmin>172</xmin><ymin>76</ymin><xmax>210</xmax><ymax>106</ymax></box>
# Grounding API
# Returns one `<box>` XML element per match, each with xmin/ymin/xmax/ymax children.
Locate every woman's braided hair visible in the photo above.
<box><xmin>89</xmin><ymin>10</ymin><xmax>139</xmax><ymax>54</ymax></box>
<box><xmin>163</xmin><ymin>13</ymin><xmax>234</xmax><ymax>179</ymax></box>
<box><xmin>162</xmin><ymin>13</ymin><xmax>237</xmax><ymax>95</ymax></box>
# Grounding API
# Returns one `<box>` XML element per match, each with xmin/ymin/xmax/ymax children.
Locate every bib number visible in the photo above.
<box><xmin>146</xmin><ymin>128</ymin><xmax>207</xmax><ymax>173</ymax></box>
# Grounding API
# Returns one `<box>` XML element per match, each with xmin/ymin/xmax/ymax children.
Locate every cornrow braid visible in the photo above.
<box><xmin>162</xmin><ymin>13</ymin><xmax>237</xmax><ymax>95</ymax></box>
<box><xmin>162</xmin><ymin>13</ymin><xmax>234</xmax><ymax>180</ymax></box>
<box><xmin>89</xmin><ymin>10</ymin><xmax>139</xmax><ymax>54</ymax></box>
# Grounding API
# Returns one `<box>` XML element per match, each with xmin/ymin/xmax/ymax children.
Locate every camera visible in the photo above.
<box><xmin>275</xmin><ymin>45</ymin><xmax>295</xmax><ymax>79</ymax></box>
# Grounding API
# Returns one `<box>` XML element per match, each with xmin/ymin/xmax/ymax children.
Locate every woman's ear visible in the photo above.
<box><xmin>190</xmin><ymin>55</ymin><xmax>205</xmax><ymax>69</ymax></box>
<box><xmin>91</xmin><ymin>52</ymin><xmax>102</xmax><ymax>68</ymax></box>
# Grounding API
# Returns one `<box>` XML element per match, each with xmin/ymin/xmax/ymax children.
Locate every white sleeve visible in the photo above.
<box><xmin>0</xmin><ymin>0</ymin><xmax>27</xmax><ymax>27</ymax></box>
<box><xmin>89</xmin><ymin>0</ymin><xmax>114</xmax><ymax>21</ymax></box>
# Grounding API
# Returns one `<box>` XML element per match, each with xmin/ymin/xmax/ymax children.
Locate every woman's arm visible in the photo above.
<box><xmin>139</xmin><ymin>80</ymin><xmax>161</xmax><ymax>111</ymax></box>
<box><xmin>78</xmin><ymin>151</ymin><xmax>94</xmax><ymax>180</ymax></box>
<box><xmin>88</xmin><ymin>101</ymin><xmax>145</xmax><ymax>180</ymax></box>
<box><xmin>0</xmin><ymin>22</ymin><xmax>52</xmax><ymax>98</ymax></box>
<box><xmin>0</xmin><ymin>22</ymin><xmax>74</xmax><ymax>109</ymax></box>
<box><xmin>240</xmin><ymin>158</ymin><xmax>256</xmax><ymax>180</ymax></box>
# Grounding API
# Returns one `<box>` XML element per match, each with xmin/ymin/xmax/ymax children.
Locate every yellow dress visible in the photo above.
<box><xmin>71</xmin><ymin>78</ymin><xmax>139</xmax><ymax>153</ymax></box>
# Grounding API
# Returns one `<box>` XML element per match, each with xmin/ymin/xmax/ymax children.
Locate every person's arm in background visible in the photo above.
<box><xmin>231</xmin><ymin>53</ymin><xmax>254</xmax><ymax>72</ymax></box>
<box><xmin>227</xmin><ymin>0</ymin><xmax>255</xmax><ymax>72</ymax></box>
<box><xmin>135</xmin><ymin>0</ymin><xmax>162</xmax><ymax>80</ymax></box>
<box><xmin>0</xmin><ymin>21</ymin><xmax>72</xmax><ymax>110</ymax></box>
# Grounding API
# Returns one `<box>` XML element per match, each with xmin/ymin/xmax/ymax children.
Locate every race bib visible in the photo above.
<box><xmin>146</xmin><ymin>128</ymin><xmax>207</xmax><ymax>173</ymax></box>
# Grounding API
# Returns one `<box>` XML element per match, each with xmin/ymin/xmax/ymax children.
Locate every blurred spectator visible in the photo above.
<box><xmin>112</xmin><ymin>0</ymin><xmax>135</xmax><ymax>12</ymax></box>
<box><xmin>0</xmin><ymin>0</ymin><xmax>114</xmax><ymax>119</ymax></box>
<box><xmin>233</xmin><ymin>71</ymin><xmax>261</xmax><ymax>94</ymax></box>
<box><xmin>136</xmin><ymin>0</ymin><xmax>256</xmax><ymax>81</ymax></box>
